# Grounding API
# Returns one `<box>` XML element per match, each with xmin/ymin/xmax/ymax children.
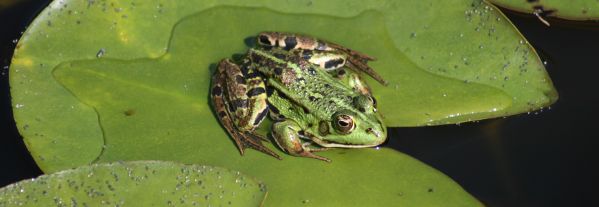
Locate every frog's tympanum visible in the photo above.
<box><xmin>210</xmin><ymin>32</ymin><xmax>387</xmax><ymax>162</ymax></box>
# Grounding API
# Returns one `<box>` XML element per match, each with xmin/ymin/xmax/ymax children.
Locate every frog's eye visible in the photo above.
<box><xmin>333</xmin><ymin>114</ymin><xmax>355</xmax><ymax>134</ymax></box>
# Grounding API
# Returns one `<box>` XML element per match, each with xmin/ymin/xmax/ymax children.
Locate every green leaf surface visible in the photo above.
<box><xmin>0</xmin><ymin>161</ymin><xmax>266</xmax><ymax>206</ymax></box>
<box><xmin>490</xmin><ymin>0</ymin><xmax>599</xmax><ymax>20</ymax></box>
<box><xmin>8</xmin><ymin>0</ymin><xmax>557</xmax><ymax>205</ymax></box>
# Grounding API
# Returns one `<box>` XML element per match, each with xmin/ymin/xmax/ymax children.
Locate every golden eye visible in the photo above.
<box><xmin>333</xmin><ymin>114</ymin><xmax>355</xmax><ymax>134</ymax></box>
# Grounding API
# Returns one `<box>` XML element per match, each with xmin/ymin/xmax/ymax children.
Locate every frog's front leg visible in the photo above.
<box><xmin>257</xmin><ymin>31</ymin><xmax>388</xmax><ymax>85</ymax></box>
<box><xmin>272</xmin><ymin>120</ymin><xmax>331</xmax><ymax>162</ymax></box>
<box><xmin>211</xmin><ymin>59</ymin><xmax>280</xmax><ymax>159</ymax></box>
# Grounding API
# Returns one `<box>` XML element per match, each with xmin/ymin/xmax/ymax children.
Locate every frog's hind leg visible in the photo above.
<box><xmin>296</xmin><ymin>50</ymin><xmax>347</xmax><ymax>72</ymax></box>
<box><xmin>257</xmin><ymin>31</ymin><xmax>388</xmax><ymax>85</ymax></box>
<box><xmin>343</xmin><ymin>57</ymin><xmax>388</xmax><ymax>86</ymax></box>
<box><xmin>257</xmin><ymin>32</ymin><xmax>374</xmax><ymax>60</ymax></box>
<box><xmin>271</xmin><ymin>120</ymin><xmax>331</xmax><ymax>162</ymax></box>
<box><xmin>293</xmin><ymin>50</ymin><xmax>373</xmax><ymax>96</ymax></box>
<box><xmin>211</xmin><ymin>59</ymin><xmax>281</xmax><ymax>160</ymax></box>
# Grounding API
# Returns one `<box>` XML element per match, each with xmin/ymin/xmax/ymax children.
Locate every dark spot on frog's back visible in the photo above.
<box><xmin>211</xmin><ymin>85</ymin><xmax>222</xmax><ymax>96</ymax></box>
<box><xmin>240</xmin><ymin>64</ymin><xmax>250</xmax><ymax>76</ymax></box>
<box><xmin>232</xmin><ymin>99</ymin><xmax>247</xmax><ymax>109</ymax></box>
<box><xmin>253</xmin><ymin>108</ymin><xmax>269</xmax><ymax>126</ymax></box>
<box><xmin>269</xmin><ymin>104</ymin><xmax>280</xmax><ymax>114</ymax></box>
<box><xmin>274</xmin><ymin>67</ymin><xmax>283</xmax><ymax>76</ymax></box>
<box><xmin>247</xmin><ymin>87</ymin><xmax>266</xmax><ymax>97</ymax></box>
<box><xmin>245</xmin><ymin>71</ymin><xmax>262</xmax><ymax>79</ymax></box>
<box><xmin>228</xmin><ymin>102</ymin><xmax>236</xmax><ymax>112</ymax></box>
<box><xmin>235</xmin><ymin>75</ymin><xmax>245</xmax><ymax>84</ymax></box>
<box><xmin>302</xmin><ymin>50</ymin><xmax>313</xmax><ymax>60</ymax></box>
<box><xmin>258</xmin><ymin>35</ymin><xmax>271</xmax><ymax>45</ymax></box>
<box><xmin>324</xmin><ymin>58</ymin><xmax>345</xmax><ymax>69</ymax></box>
<box><xmin>284</xmin><ymin>37</ymin><xmax>297</xmax><ymax>50</ymax></box>
<box><xmin>266</xmin><ymin>86</ymin><xmax>275</xmax><ymax>96</ymax></box>
<box><xmin>301</xmin><ymin>106</ymin><xmax>310</xmax><ymax>114</ymax></box>
<box><xmin>261</xmin><ymin>45</ymin><xmax>273</xmax><ymax>51</ymax></box>
<box><xmin>274</xmin><ymin>53</ymin><xmax>286</xmax><ymax>60</ymax></box>
<box><xmin>250</xmin><ymin>52</ymin><xmax>263</xmax><ymax>63</ymax></box>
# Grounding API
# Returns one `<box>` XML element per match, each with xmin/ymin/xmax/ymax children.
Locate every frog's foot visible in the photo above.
<box><xmin>294</xmin><ymin>148</ymin><xmax>331</xmax><ymax>162</ymax></box>
<box><xmin>345</xmin><ymin>58</ymin><xmax>388</xmax><ymax>86</ymax></box>
<box><xmin>240</xmin><ymin>132</ymin><xmax>282</xmax><ymax>160</ymax></box>
<box><xmin>272</xmin><ymin>120</ymin><xmax>331</xmax><ymax>162</ymax></box>
<box><xmin>211</xmin><ymin>59</ymin><xmax>281</xmax><ymax>160</ymax></box>
<box><xmin>328</xmin><ymin>42</ymin><xmax>377</xmax><ymax>61</ymax></box>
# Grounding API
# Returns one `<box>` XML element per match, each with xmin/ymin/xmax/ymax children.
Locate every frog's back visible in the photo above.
<box><xmin>248</xmin><ymin>48</ymin><xmax>357</xmax><ymax>119</ymax></box>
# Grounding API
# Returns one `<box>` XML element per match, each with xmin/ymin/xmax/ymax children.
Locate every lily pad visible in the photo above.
<box><xmin>490</xmin><ymin>0</ymin><xmax>599</xmax><ymax>20</ymax></box>
<box><xmin>0</xmin><ymin>161</ymin><xmax>267</xmax><ymax>206</ymax></box>
<box><xmin>8</xmin><ymin>0</ymin><xmax>556</xmax><ymax>205</ymax></box>
<box><xmin>51</xmin><ymin>34</ymin><xmax>483</xmax><ymax>205</ymax></box>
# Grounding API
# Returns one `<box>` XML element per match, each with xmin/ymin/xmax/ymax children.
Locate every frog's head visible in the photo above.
<box><xmin>310</xmin><ymin>95</ymin><xmax>387</xmax><ymax>148</ymax></box>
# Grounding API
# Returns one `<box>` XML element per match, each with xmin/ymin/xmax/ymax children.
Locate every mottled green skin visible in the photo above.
<box><xmin>250</xmin><ymin>49</ymin><xmax>386</xmax><ymax>147</ymax></box>
<box><xmin>211</xmin><ymin>32</ymin><xmax>387</xmax><ymax>161</ymax></box>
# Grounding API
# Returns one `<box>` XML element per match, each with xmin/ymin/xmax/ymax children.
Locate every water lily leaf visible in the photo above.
<box><xmin>8</xmin><ymin>0</ymin><xmax>556</xmax><ymax>205</ymax></box>
<box><xmin>51</xmin><ymin>47</ymin><xmax>482</xmax><ymax>206</ymax></box>
<box><xmin>0</xmin><ymin>161</ymin><xmax>267</xmax><ymax>206</ymax></box>
<box><xmin>490</xmin><ymin>0</ymin><xmax>599</xmax><ymax>20</ymax></box>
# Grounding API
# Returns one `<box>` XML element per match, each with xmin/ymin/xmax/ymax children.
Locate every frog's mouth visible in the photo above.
<box><xmin>305</xmin><ymin>132</ymin><xmax>383</xmax><ymax>148</ymax></box>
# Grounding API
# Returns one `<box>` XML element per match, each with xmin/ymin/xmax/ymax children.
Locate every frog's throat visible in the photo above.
<box><xmin>305</xmin><ymin>132</ymin><xmax>381</xmax><ymax>148</ymax></box>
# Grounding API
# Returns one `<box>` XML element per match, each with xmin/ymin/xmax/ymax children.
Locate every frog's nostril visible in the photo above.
<box><xmin>366</xmin><ymin>128</ymin><xmax>381</xmax><ymax>137</ymax></box>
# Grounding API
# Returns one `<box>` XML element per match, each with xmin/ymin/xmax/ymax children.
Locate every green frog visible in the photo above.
<box><xmin>210</xmin><ymin>32</ymin><xmax>387</xmax><ymax>162</ymax></box>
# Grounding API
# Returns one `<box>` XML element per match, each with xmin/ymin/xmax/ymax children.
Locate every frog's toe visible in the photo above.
<box><xmin>299</xmin><ymin>151</ymin><xmax>331</xmax><ymax>162</ymax></box>
<box><xmin>240</xmin><ymin>132</ymin><xmax>282</xmax><ymax>160</ymax></box>
<box><xmin>346</xmin><ymin>59</ymin><xmax>389</xmax><ymax>86</ymax></box>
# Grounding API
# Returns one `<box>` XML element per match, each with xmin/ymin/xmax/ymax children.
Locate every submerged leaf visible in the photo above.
<box><xmin>0</xmin><ymin>161</ymin><xmax>266</xmax><ymax>206</ymax></box>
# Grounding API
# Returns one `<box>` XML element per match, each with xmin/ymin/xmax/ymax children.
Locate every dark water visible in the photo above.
<box><xmin>1</xmin><ymin>1</ymin><xmax>597</xmax><ymax>206</ymax></box>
